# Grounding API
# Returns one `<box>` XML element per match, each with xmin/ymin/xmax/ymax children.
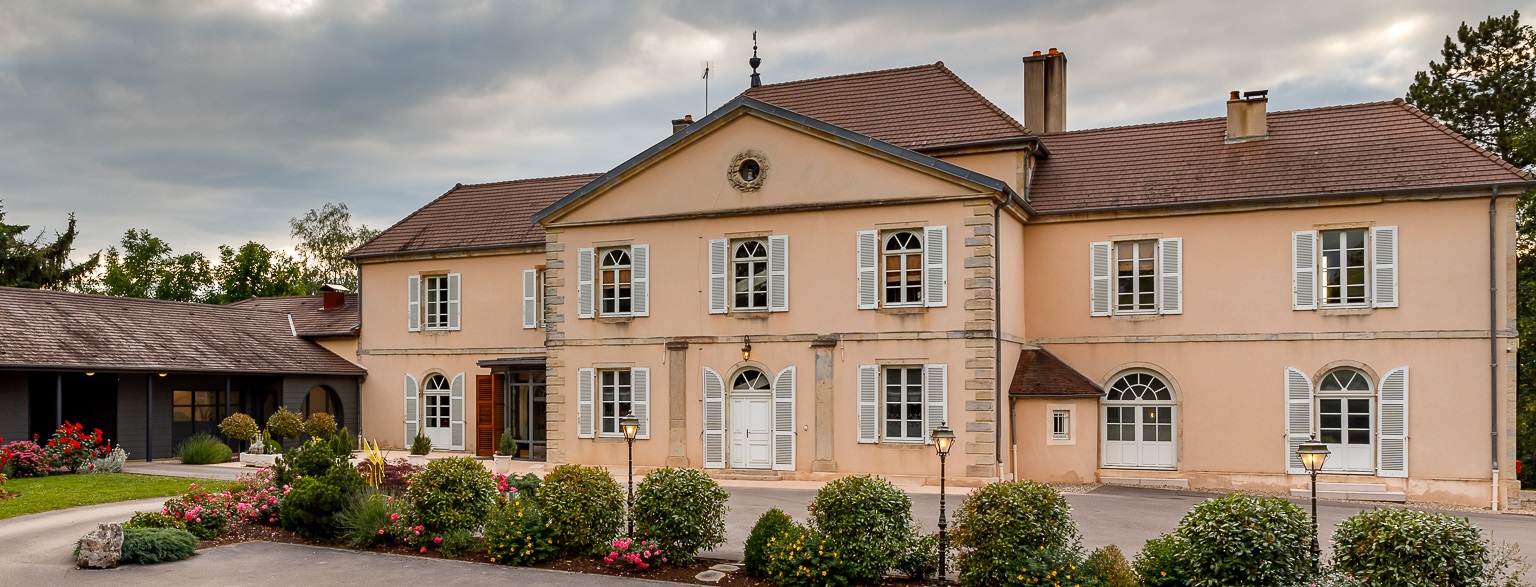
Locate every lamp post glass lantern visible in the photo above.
<box><xmin>932</xmin><ymin>423</ymin><xmax>956</xmax><ymax>585</ymax></box>
<box><xmin>1297</xmin><ymin>437</ymin><xmax>1331</xmax><ymax>575</ymax></box>
<box><xmin>621</xmin><ymin>414</ymin><xmax>640</xmax><ymax>537</ymax></box>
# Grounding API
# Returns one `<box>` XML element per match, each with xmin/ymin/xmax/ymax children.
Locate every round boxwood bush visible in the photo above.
<box><xmin>279</xmin><ymin>466</ymin><xmax>365</xmax><ymax>538</ymax></box>
<box><xmin>537</xmin><ymin>464</ymin><xmax>624</xmax><ymax>556</ymax></box>
<box><xmin>175</xmin><ymin>433</ymin><xmax>232</xmax><ymax>465</ymax></box>
<box><xmin>1330</xmin><ymin>507</ymin><xmax>1487</xmax><ymax>586</ymax></box>
<box><xmin>1133</xmin><ymin>533</ymin><xmax>1191</xmax><ymax>587</ymax></box>
<box><xmin>808</xmin><ymin>474</ymin><xmax>913</xmax><ymax>583</ymax></box>
<box><xmin>407</xmin><ymin>456</ymin><xmax>498</xmax><ymax>534</ymax></box>
<box><xmin>1175</xmin><ymin>494</ymin><xmax>1311</xmax><ymax>587</ymax></box>
<box><xmin>744</xmin><ymin>508</ymin><xmax>795</xmax><ymax>578</ymax></box>
<box><xmin>217</xmin><ymin>413</ymin><xmax>258</xmax><ymax>443</ymax></box>
<box><xmin>633</xmin><ymin>467</ymin><xmax>728</xmax><ymax>565</ymax></box>
<box><xmin>273</xmin><ymin>437</ymin><xmax>341</xmax><ymax>486</ymax></box>
<box><xmin>121</xmin><ymin>527</ymin><xmax>198</xmax><ymax>565</ymax></box>
<box><xmin>266</xmin><ymin>407</ymin><xmax>303</xmax><ymax>448</ymax></box>
<box><xmin>302</xmin><ymin>412</ymin><xmax>338</xmax><ymax>439</ymax></box>
<box><xmin>952</xmin><ymin>480</ymin><xmax>1079</xmax><ymax>586</ymax></box>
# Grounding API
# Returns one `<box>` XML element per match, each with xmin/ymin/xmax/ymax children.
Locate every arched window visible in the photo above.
<box><xmin>1102</xmin><ymin>370</ymin><xmax>1177</xmax><ymax>469</ymax></box>
<box><xmin>599</xmin><ymin>248</ymin><xmax>633</xmax><ymax>315</ymax></box>
<box><xmin>883</xmin><ymin>231</ymin><xmax>923</xmax><ymax>305</ymax></box>
<box><xmin>732</xmin><ymin>369</ymin><xmax>770</xmax><ymax>393</ymax></box>
<box><xmin>732</xmin><ymin>240</ymin><xmax>769</xmax><ymax>310</ymax></box>
<box><xmin>1317</xmin><ymin>368</ymin><xmax>1373</xmax><ymax>473</ymax></box>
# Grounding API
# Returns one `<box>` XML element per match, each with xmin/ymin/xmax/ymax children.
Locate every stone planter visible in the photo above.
<box><xmin>492</xmin><ymin>454</ymin><xmax>513</xmax><ymax>474</ymax></box>
<box><xmin>239</xmin><ymin>453</ymin><xmax>279</xmax><ymax>467</ymax></box>
<box><xmin>408</xmin><ymin>454</ymin><xmax>428</xmax><ymax>467</ymax></box>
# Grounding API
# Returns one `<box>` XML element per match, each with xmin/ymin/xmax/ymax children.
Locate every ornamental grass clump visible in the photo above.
<box><xmin>952</xmin><ymin>480</ymin><xmax>1081</xmax><ymax>586</ymax></box>
<box><xmin>1330</xmin><ymin>507</ymin><xmax>1488</xmax><ymax>586</ymax></box>
<box><xmin>335</xmin><ymin>489</ymin><xmax>403</xmax><ymax>549</ymax></box>
<box><xmin>175</xmin><ymin>433</ymin><xmax>233</xmax><ymax>465</ymax></box>
<box><xmin>632</xmin><ymin>467</ymin><xmax>728</xmax><ymax>565</ymax></box>
<box><xmin>745</xmin><ymin>508</ymin><xmax>795</xmax><ymax>577</ymax></box>
<box><xmin>807</xmin><ymin>474</ymin><xmax>914</xmax><ymax>583</ymax></box>
<box><xmin>120</xmin><ymin>527</ymin><xmax>197</xmax><ymax>565</ymax></box>
<box><xmin>537</xmin><ymin>463</ymin><xmax>624</xmax><ymax>556</ymax></box>
<box><xmin>406</xmin><ymin>456</ymin><xmax>498</xmax><ymax>534</ymax></box>
<box><xmin>1174</xmin><ymin>494</ymin><xmax>1311</xmax><ymax>587</ymax></box>
<box><xmin>485</xmin><ymin>497</ymin><xmax>557</xmax><ymax>566</ymax></box>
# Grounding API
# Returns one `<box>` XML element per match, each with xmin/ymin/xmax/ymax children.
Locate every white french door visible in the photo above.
<box><xmin>1103</xmin><ymin>404</ymin><xmax>1176</xmax><ymax>469</ymax></box>
<box><xmin>729</xmin><ymin>396</ymin><xmax>772</xmax><ymax>469</ymax></box>
<box><xmin>1319</xmin><ymin>396</ymin><xmax>1372</xmax><ymax>473</ymax></box>
<box><xmin>424</xmin><ymin>392</ymin><xmax>453</xmax><ymax>448</ymax></box>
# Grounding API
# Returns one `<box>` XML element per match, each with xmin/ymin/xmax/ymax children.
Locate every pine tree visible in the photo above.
<box><xmin>1408</xmin><ymin>11</ymin><xmax>1536</xmax><ymax>168</ymax></box>
<box><xmin>0</xmin><ymin>204</ymin><xmax>99</xmax><ymax>289</ymax></box>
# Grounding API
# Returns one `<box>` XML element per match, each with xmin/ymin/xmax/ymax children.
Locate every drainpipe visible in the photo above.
<box><xmin>1490</xmin><ymin>186</ymin><xmax>1501</xmax><ymax>511</ymax></box>
<box><xmin>995</xmin><ymin>147</ymin><xmax>1039</xmax><ymax>479</ymax></box>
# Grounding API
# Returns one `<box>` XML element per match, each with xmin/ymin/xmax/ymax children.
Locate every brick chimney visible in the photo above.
<box><xmin>1226</xmin><ymin>90</ymin><xmax>1268</xmax><ymax>143</ymax></box>
<box><xmin>319</xmin><ymin>284</ymin><xmax>349</xmax><ymax>311</ymax></box>
<box><xmin>671</xmin><ymin>114</ymin><xmax>694</xmax><ymax>135</ymax></box>
<box><xmin>1023</xmin><ymin>48</ymin><xmax>1067</xmax><ymax>133</ymax></box>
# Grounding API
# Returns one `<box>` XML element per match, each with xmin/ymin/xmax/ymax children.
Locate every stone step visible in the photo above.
<box><xmin>1290</xmin><ymin>488</ymin><xmax>1406</xmax><ymax>503</ymax></box>
<box><xmin>1314</xmin><ymin>482</ymin><xmax>1389</xmax><ymax>493</ymax></box>
<box><xmin>1102</xmin><ymin>477</ymin><xmax>1189</xmax><ymax>489</ymax></box>
<box><xmin>709</xmin><ymin>469</ymin><xmax>781</xmax><ymax>481</ymax></box>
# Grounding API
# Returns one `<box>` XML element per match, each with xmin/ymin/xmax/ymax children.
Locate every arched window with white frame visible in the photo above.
<box><xmin>1102</xmin><ymin>370</ymin><xmax>1177</xmax><ymax>469</ymax></box>
<box><xmin>1317</xmin><ymin>368</ymin><xmax>1373</xmax><ymax>473</ymax></box>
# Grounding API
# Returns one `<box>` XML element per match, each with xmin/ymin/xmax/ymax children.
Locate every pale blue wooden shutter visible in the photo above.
<box><xmin>773</xmin><ymin>367</ymin><xmax>795</xmax><ymax>471</ymax></box>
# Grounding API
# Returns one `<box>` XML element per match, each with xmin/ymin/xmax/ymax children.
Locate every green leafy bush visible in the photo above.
<box><xmin>273</xmin><ymin>438</ymin><xmax>341</xmax><ymax>486</ymax></box>
<box><xmin>1133</xmin><ymin>533</ymin><xmax>1189</xmax><ymax>587</ymax></box>
<box><xmin>761</xmin><ymin>522</ymin><xmax>855</xmax><ymax>587</ymax></box>
<box><xmin>335</xmin><ymin>489</ymin><xmax>400</xmax><ymax>548</ymax></box>
<box><xmin>123</xmin><ymin>511</ymin><xmax>187</xmax><ymax>531</ymax></box>
<box><xmin>744</xmin><ymin>508</ymin><xmax>795</xmax><ymax>578</ymax></box>
<box><xmin>633</xmin><ymin>467</ymin><xmax>729</xmax><ymax>565</ymax></box>
<box><xmin>952</xmin><ymin>480</ymin><xmax>1079</xmax><ymax>586</ymax></box>
<box><xmin>121</xmin><ymin>527</ymin><xmax>197</xmax><ymax>565</ymax></box>
<box><xmin>329</xmin><ymin>426</ymin><xmax>355</xmax><ymax>456</ymax></box>
<box><xmin>895</xmin><ymin>531</ymin><xmax>943</xmax><ymax>580</ymax></box>
<box><xmin>436</xmin><ymin>528</ymin><xmax>481</xmax><ymax>556</ymax></box>
<box><xmin>218</xmin><ymin>413</ymin><xmax>258</xmax><ymax>442</ymax></box>
<box><xmin>1084</xmin><ymin>545</ymin><xmax>1137</xmax><ymax>587</ymax></box>
<box><xmin>407</xmin><ymin>456</ymin><xmax>498</xmax><ymax>533</ymax></box>
<box><xmin>266</xmin><ymin>407</ymin><xmax>303</xmax><ymax>449</ymax></box>
<box><xmin>1330</xmin><ymin>507</ymin><xmax>1488</xmax><ymax>586</ymax></box>
<box><xmin>278</xmin><ymin>466</ymin><xmax>365</xmax><ymax>538</ymax></box>
<box><xmin>302</xmin><ymin>412</ymin><xmax>338</xmax><ymax>439</ymax></box>
<box><xmin>1175</xmin><ymin>494</ymin><xmax>1311</xmax><ymax>587</ymax></box>
<box><xmin>505</xmin><ymin>472</ymin><xmax>541</xmax><ymax>499</ymax></box>
<box><xmin>485</xmin><ymin>496</ymin><xmax>558</xmax><ymax>566</ymax></box>
<box><xmin>409</xmin><ymin>433</ymin><xmax>432</xmax><ymax>455</ymax></box>
<box><xmin>980</xmin><ymin>545</ymin><xmax>1095</xmax><ymax>587</ymax></box>
<box><xmin>537</xmin><ymin>463</ymin><xmax>624</xmax><ymax>556</ymax></box>
<box><xmin>497</xmin><ymin>429</ymin><xmax>516</xmax><ymax>456</ymax></box>
<box><xmin>807</xmin><ymin>474</ymin><xmax>913</xmax><ymax>583</ymax></box>
<box><xmin>175</xmin><ymin>433</ymin><xmax>232</xmax><ymax>465</ymax></box>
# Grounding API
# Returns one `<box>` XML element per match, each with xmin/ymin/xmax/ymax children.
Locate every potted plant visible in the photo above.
<box><xmin>221</xmin><ymin>413</ymin><xmax>277</xmax><ymax>466</ymax></box>
<box><xmin>408</xmin><ymin>432</ymin><xmax>432</xmax><ymax>466</ymax></box>
<box><xmin>493</xmin><ymin>429</ymin><xmax>516</xmax><ymax>474</ymax></box>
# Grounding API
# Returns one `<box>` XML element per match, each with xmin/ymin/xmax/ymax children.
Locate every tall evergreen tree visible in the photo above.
<box><xmin>1407</xmin><ymin>11</ymin><xmax>1536</xmax><ymax>167</ymax></box>
<box><xmin>289</xmin><ymin>202</ymin><xmax>378</xmax><ymax>291</ymax></box>
<box><xmin>0</xmin><ymin>204</ymin><xmax>99</xmax><ymax>289</ymax></box>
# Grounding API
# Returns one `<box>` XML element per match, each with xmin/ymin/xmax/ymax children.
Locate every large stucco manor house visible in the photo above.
<box><xmin>343</xmin><ymin>50</ymin><xmax>1529</xmax><ymax>508</ymax></box>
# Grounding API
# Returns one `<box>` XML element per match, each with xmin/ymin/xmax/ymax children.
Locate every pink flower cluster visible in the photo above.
<box><xmin>162</xmin><ymin>484</ymin><xmax>240</xmax><ymax>537</ymax></box>
<box><xmin>603</xmin><ymin>537</ymin><xmax>666</xmax><ymax>571</ymax></box>
<box><xmin>231</xmin><ymin>469</ymin><xmax>284</xmax><ymax>524</ymax></box>
<box><xmin>492</xmin><ymin>473</ymin><xmax>521</xmax><ymax>497</ymax></box>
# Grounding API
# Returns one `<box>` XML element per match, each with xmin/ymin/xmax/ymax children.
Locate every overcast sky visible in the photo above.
<box><xmin>2</xmin><ymin>0</ymin><xmax>1531</xmax><ymax>260</ymax></box>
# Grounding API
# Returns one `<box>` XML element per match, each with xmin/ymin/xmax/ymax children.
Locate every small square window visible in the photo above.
<box><xmin>1051</xmin><ymin>410</ymin><xmax>1071</xmax><ymax>441</ymax></box>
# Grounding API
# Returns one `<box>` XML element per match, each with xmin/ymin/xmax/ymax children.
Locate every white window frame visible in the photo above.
<box><xmin>598</xmin><ymin>368</ymin><xmax>633</xmax><ymax>437</ymax></box>
<box><xmin>1114</xmin><ymin>240</ymin><xmax>1158</xmax><ymax>314</ymax></box>
<box><xmin>598</xmin><ymin>247</ymin><xmax>634</xmax><ymax>317</ymax></box>
<box><xmin>1315</xmin><ymin>368</ymin><xmax>1374</xmax><ymax>474</ymax></box>
<box><xmin>1100</xmin><ymin>370</ymin><xmax>1178</xmax><ymax>470</ymax></box>
<box><xmin>731</xmin><ymin>238</ymin><xmax>770</xmax><ymax>311</ymax></box>
<box><xmin>882</xmin><ymin>365</ymin><xmax>926</xmax><ymax>442</ymax></box>
<box><xmin>1051</xmin><ymin>409</ymin><xmax>1071</xmax><ymax>441</ymax></box>
<box><xmin>882</xmin><ymin>231</ymin><xmax>925</xmax><ymax>307</ymax></box>
<box><xmin>1319</xmin><ymin>228</ymin><xmax>1370</xmax><ymax>308</ymax></box>
<box><xmin>422</xmin><ymin>275</ymin><xmax>450</xmax><ymax>330</ymax></box>
<box><xmin>1091</xmin><ymin>238</ymin><xmax>1181</xmax><ymax>317</ymax></box>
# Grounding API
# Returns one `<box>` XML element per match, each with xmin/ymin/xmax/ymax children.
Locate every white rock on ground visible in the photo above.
<box><xmin>75</xmin><ymin>523</ymin><xmax>124</xmax><ymax>569</ymax></box>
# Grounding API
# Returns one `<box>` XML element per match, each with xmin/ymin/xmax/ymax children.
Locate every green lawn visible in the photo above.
<box><xmin>0</xmin><ymin>473</ymin><xmax>237</xmax><ymax>520</ymax></box>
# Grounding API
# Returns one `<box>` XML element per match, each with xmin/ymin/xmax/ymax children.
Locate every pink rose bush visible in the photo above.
<box><xmin>603</xmin><ymin>537</ymin><xmax>667</xmax><ymax>572</ymax></box>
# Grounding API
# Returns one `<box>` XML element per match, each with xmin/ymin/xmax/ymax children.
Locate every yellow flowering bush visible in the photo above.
<box><xmin>760</xmin><ymin>522</ymin><xmax>855</xmax><ymax>587</ymax></box>
<box><xmin>485</xmin><ymin>497</ymin><xmax>557</xmax><ymax>566</ymax></box>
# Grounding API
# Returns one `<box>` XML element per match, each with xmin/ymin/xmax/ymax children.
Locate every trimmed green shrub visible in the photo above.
<box><xmin>409</xmin><ymin>433</ymin><xmax>432</xmax><ymax>455</ymax></box>
<box><xmin>278</xmin><ymin>465</ymin><xmax>365</xmax><ymax>538</ymax></box>
<box><xmin>633</xmin><ymin>467</ymin><xmax>729</xmax><ymax>565</ymax></box>
<box><xmin>266</xmin><ymin>407</ymin><xmax>303</xmax><ymax>450</ymax></box>
<box><xmin>175</xmin><ymin>434</ymin><xmax>232</xmax><ymax>465</ymax></box>
<box><xmin>537</xmin><ymin>463</ymin><xmax>624</xmax><ymax>556</ymax></box>
<box><xmin>952</xmin><ymin>480</ymin><xmax>1079</xmax><ymax>586</ymax></box>
<box><xmin>121</xmin><ymin>527</ymin><xmax>197</xmax><ymax>565</ymax></box>
<box><xmin>273</xmin><ymin>437</ymin><xmax>341</xmax><ymax>486</ymax></box>
<box><xmin>1330</xmin><ymin>507</ymin><xmax>1488</xmax><ymax>586</ymax></box>
<box><xmin>1133</xmin><ymin>534</ymin><xmax>1189</xmax><ymax>587</ymax></box>
<box><xmin>1176</xmin><ymin>494</ymin><xmax>1311</xmax><ymax>587</ymax></box>
<box><xmin>497</xmin><ymin>429</ymin><xmax>516</xmax><ymax>456</ymax></box>
<box><xmin>407</xmin><ymin>456</ymin><xmax>498</xmax><ymax>533</ymax></box>
<box><xmin>895</xmin><ymin>531</ymin><xmax>942</xmax><ymax>580</ymax></box>
<box><xmin>218</xmin><ymin>413</ymin><xmax>258</xmax><ymax>442</ymax></box>
<box><xmin>302</xmin><ymin>412</ymin><xmax>338</xmax><ymax>439</ymax></box>
<box><xmin>335</xmin><ymin>490</ymin><xmax>400</xmax><ymax>548</ymax></box>
<box><xmin>744</xmin><ymin>508</ymin><xmax>795</xmax><ymax>578</ymax></box>
<box><xmin>123</xmin><ymin>511</ymin><xmax>187</xmax><ymax>531</ymax></box>
<box><xmin>506</xmin><ymin>472</ymin><xmax>541</xmax><ymax>499</ymax></box>
<box><xmin>329</xmin><ymin>426</ymin><xmax>356</xmax><ymax>456</ymax></box>
<box><xmin>486</xmin><ymin>496</ymin><xmax>558</xmax><ymax>566</ymax></box>
<box><xmin>761</xmin><ymin>522</ymin><xmax>856</xmax><ymax>587</ymax></box>
<box><xmin>807</xmin><ymin>474</ymin><xmax>913</xmax><ymax>583</ymax></box>
<box><xmin>1084</xmin><ymin>544</ymin><xmax>1137</xmax><ymax>587</ymax></box>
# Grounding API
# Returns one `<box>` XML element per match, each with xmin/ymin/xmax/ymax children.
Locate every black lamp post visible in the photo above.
<box><xmin>1297</xmin><ymin>436</ymin><xmax>1331</xmax><ymax>575</ymax></box>
<box><xmin>932</xmin><ymin>423</ymin><xmax>956</xmax><ymax>585</ymax></box>
<box><xmin>620</xmin><ymin>413</ymin><xmax>641</xmax><ymax>537</ymax></box>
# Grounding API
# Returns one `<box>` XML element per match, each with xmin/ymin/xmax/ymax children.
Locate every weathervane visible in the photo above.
<box><xmin>749</xmin><ymin>31</ymin><xmax>762</xmax><ymax>88</ymax></box>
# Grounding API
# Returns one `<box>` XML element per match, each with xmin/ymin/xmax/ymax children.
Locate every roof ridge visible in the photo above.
<box><xmin>1040</xmin><ymin>100</ymin><xmax>1404</xmax><ymax>137</ymax></box>
<box><xmin>929</xmin><ymin>61</ymin><xmax>1031</xmax><ymax>135</ymax></box>
<box><xmin>458</xmin><ymin>172</ymin><xmax>604</xmax><ymax>189</ymax></box>
<box><xmin>1393</xmin><ymin>99</ymin><xmax>1533</xmax><ymax>180</ymax></box>
<box><xmin>0</xmin><ymin>286</ymin><xmax>281</xmax><ymax>315</ymax></box>
<box><xmin>747</xmin><ymin>62</ymin><xmax>945</xmax><ymax>91</ymax></box>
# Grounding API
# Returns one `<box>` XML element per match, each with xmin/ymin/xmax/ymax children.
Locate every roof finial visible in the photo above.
<box><xmin>749</xmin><ymin>31</ymin><xmax>762</xmax><ymax>88</ymax></box>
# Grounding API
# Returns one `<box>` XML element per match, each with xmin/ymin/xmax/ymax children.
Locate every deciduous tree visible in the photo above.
<box><xmin>289</xmin><ymin>203</ymin><xmax>378</xmax><ymax>291</ymax></box>
<box><xmin>207</xmin><ymin>241</ymin><xmax>308</xmax><ymax>304</ymax></box>
<box><xmin>92</xmin><ymin>229</ymin><xmax>212</xmax><ymax>302</ymax></box>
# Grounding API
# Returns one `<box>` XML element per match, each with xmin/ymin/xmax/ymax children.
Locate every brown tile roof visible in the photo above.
<box><xmin>0</xmin><ymin>287</ymin><xmax>365</xmax><ymax>376</ymax></box>
<box><xmin>1008</xmin><ymin>349</ymin><xmax>1103</xmax><ymax>398</ymax></box>
<box><xmin>349</xmin><ymin>173</ymin><xmax>602</xmax><ymax>258</ymax></box>
<box><xmin>1029</xmin><ymin>100</ymin><xmax>1533</xmax><ymax>213</ymax></box>
<box><xmin>229</xmin><ymin>293</ymin><xmax>359</xmax><ymax>338</ymax></box>
<box><xmin>743</xmin><ymin>62</ymin><xmax>1031</xmax><ymax>150</ymax></box>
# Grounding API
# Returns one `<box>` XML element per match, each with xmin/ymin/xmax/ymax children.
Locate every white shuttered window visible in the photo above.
<box><xmin>1293</xmin><ymin>226</ymin><xmax>1398</xmax><ymax>310</ymax></box>
<box><xmin>859</xmin><ymin>364</ymin><xmax>948</xmax><ymax>444</ymax></box>
<box><xmin>1090</xmin><ymin>238</ymin><xmax>1181</xmax><ymax>316</ymax></box>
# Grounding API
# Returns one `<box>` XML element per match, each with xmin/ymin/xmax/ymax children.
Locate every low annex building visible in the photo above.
<box><xmin>348</xmin><ymin>50</ymin><xmax>1528</xmax><ymax>507</ymax></box>
<box><xmin>0</xmin><ymin>287</ymin><xmax>364</xmax><ymax>458</ymax></box>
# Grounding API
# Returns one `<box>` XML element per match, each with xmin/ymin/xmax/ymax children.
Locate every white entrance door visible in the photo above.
<box><xmin>424</xmin><ymin>392</ymin><xmax>452</xmax><ymax>448</ymax></box>
<box><xmin>1320</xmin><ymin>396</ymin><xmax>1372</xmax><ymax>472</ymax></box>
<box><xmin>730</xmin><ymin>396</ymin><xmax>772</xmax><ymax>469</ymax></box>
<box><xmin>1101</xmin><ymin>372</ymin><xmax>1177</xmax><ymax>469</ymax></box>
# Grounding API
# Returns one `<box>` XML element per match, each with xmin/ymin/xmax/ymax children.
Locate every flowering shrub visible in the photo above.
<box><xmin>894</xmin><ymin>531</ymin><xmax>944</xmax><ymax>580</ymax></box>
<box><xmin>633</xmin><ymin>467</ymin><xmax>728</xmax><ymax>566</ymax></box>
<box><xmin>1</xmin><ymin>440</ymin><xmax>50</xmax><ymax>477</ymax></box>
<box><xmin>407</xmin><ymin>456</ymin><xmax>498</xmax><ymax>533</ymax></box>
<box><xmin>603</xmin><ymin>537</ymin><xmax>667</xmax><ymax>572</ymax></box>
<box><xmin>230</xmin><ymin>468</ymin><xmax>284</xmax><ymax>525</ymax></box>
<box><xmin>162</xmin><ymin>483</ymin><xmax>239</xmax><ymax>539</ymax></box>
<box><xmin>0</xmin><ymin>472</ymin><xmax>6</xmax><ymax>496</ymax></box>
<box><xmin>761</xmin><ymin>522</ymin><xmax>855</xmax><ymax>587</ymax></box>
<box><xmin>1133</xmin><ymin>533</ymin><xmax>1190</xmax><ymax>587</ymax></box>
<box><xmin>218</xmin><ymin>413</ymin><xmax>258</xmax><ymax>443</ymax></box>
<box><xmin>485</xmin><ymin>497</ymin><xmax>557</xmax><ymax>566</ymax></box>
<box><xmin>537</xmin><ymin>464</ymin><xmax>624</xmax><ymax>556</ymax></box>
<box><xmin>808</xmin><ymin>474</ymin><xmax>913</xmax><ymax>583</ymax></box>
<box><xmin>85</xmin><ymin>447</ymin><xmax>128</xmax><ymax>474</ymax></box>
<box><xmin>745</xmin><ymin>509</ymin><xmax>796</xmax><ymax>577</ymax></box>
<box><xmin>44</xmin><ymin>422</ymin><xmax>111</xmax><ymax>473</ymax></box>
<box><xmin>982</xmin><ymin>544</ymin><xmax>1096</xmax><ymax>587</ymax></box>
<box><xmin>492</xmin><ymin>473</ymin><xmax>524</xmax><ymax>500</ymax></box>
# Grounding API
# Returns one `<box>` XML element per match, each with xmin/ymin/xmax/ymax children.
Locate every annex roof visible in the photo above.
<box><xmin>532</xmin><ymin>95</ymin><xmax>1022</xmax><ymax>224</ymax></box>
<box><xmin>1008</xmin><ymin>349</ymin><xmax>1104</xmax><ymax>398</ymax></box>
<box><xmin>229</xmin><ymin>293</ymin><xmax>359</xmax><ymax>338</ymax></box>
<box><xmin>0</xmin><ymin>287</ymin><xmax>365</xmax><ymax>376</ymax></box>
<box><xmin>349</xmin><ymin>174</ymin><xmax>602</xmax><ymax>259</ymax></box>
<box><xmin>1029</xmin><ymin>99</ymin><xmax>1535</xmax><ymax>213</ymax></box>
<box><xmin>742</xmin><ymin>62</ymin><xmax>1032</xmax><ymax>149</ymax></box>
